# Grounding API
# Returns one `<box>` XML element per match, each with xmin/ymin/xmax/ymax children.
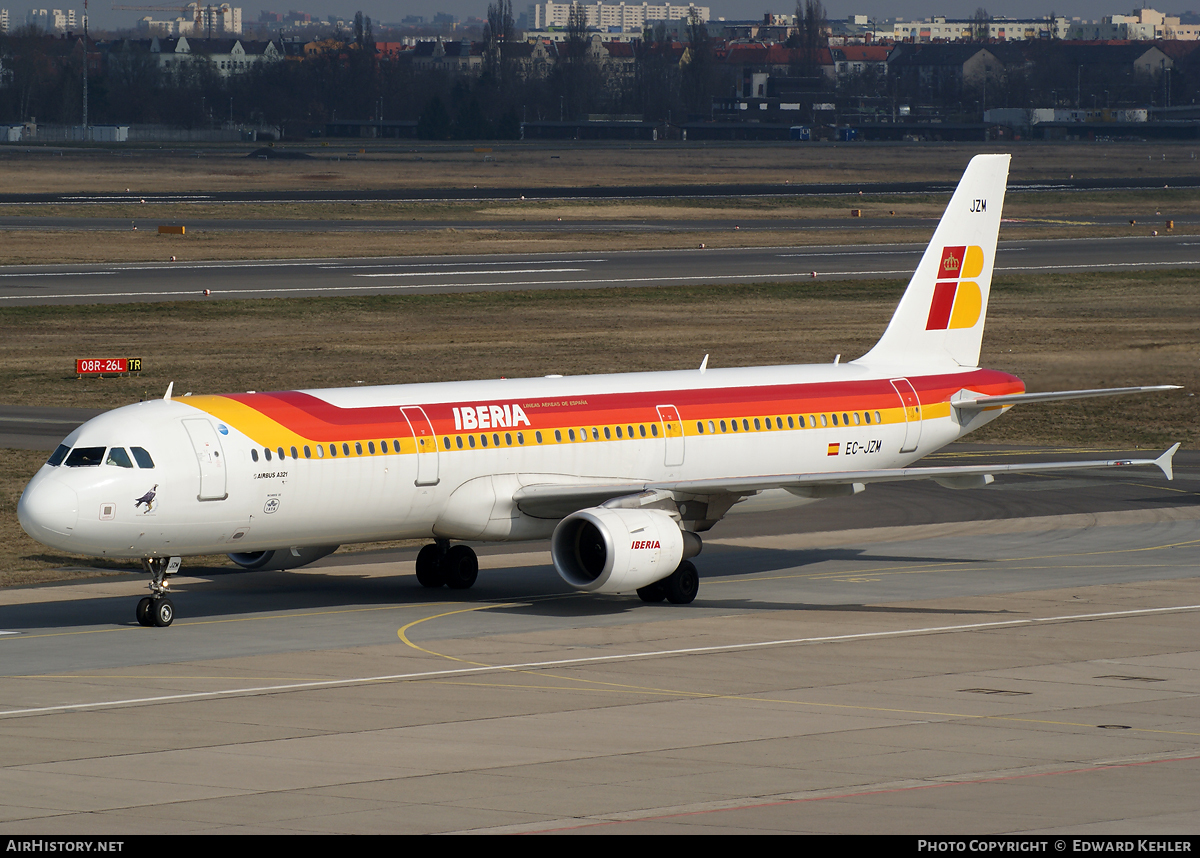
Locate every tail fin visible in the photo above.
<box><xmin>856</xmin><ymin>154</ymin><xmax>1010</xmax><ymax>369</ymax></box>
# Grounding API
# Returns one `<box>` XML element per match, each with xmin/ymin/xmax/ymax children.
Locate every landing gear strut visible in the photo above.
<box><xmin>415</xmin><ymin>540</ymin><xmax>478</xmax><ymax>590</ymax></box>
<box><xmin>137</xmin><ymin>556</ymin><xmax>180</xmax><ymax>627</ymax></box>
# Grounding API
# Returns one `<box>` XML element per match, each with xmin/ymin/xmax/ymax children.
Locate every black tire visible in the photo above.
<box><xmin>136</xmin><ymin>597</ymin><xmax>153</xmax><ymax>626</ymax></box>
<box><xmin>151</xmin><ymin>597</ymin><xmax>175</xmax><ymax>627</ymax></box>
<box><xmin>444</xmin><ymin>545</ymin><xmax>479</xmax><ymax>590</ymax></box>
<box><xmin>665</xmin><ymin>561</ymin><xmax>699</xmax><ymax>605</ymax></box>
<box><xmin>415</xmin><ymin>544</ymin><xmax>446</xmax><ymax>588</ymax></box>
<box><xmin>637</xmin><ymin>581</ymin><xmax>667</xmax><ymax>603</ymax></box>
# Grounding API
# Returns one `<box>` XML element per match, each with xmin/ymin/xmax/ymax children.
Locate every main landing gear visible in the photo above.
<box><xmin>415</xmin><ymin>539</ymin><xmax>479</xmax><ymax>590</ymax></box>
<box><xmin>637</xmin><ymin>560</ymin><xmax>700</xmax><ymax>605</ymax></box>
<box><xmin>137</xmin><ymin>556</ymin><xmax>180</xmax><ymax>627</ymax></box>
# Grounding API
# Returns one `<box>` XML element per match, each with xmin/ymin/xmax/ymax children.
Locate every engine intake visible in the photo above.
<box><xmin>228</xmin><ymin>545</ymin><xmax>339</xmax><ymax>571</ymax></box>
<box><xmin>551</xmin><ymin>507</ymin><xmax>698</xmax><ymax>594</ymax></box>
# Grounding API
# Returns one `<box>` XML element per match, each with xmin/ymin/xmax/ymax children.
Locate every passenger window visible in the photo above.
<box><xmin>536</xmin><ymin>431</ymin><xmax>543</xmax><ymax>443</ymax></box>
<box><xmin>832</xmin><ymin>414</ymin><xmax>839</xmax><ymax>426</ymax></box>
<box><xmin>731</xmin><ymin>420</ymin><xmax>737</xmax><ymax>432</ymax></box>
<box><xmin>754</xmin><ymin>418</ymin><xmax>761</xmax><ymax>431</ymax></box>
<box><xmin>106</xmin><ymin>447</ymin><xmax>134</xmax><ymax>468</ymax></box>
<box><xmin>355</xmin><ymin>442</ymin><xmax>363</xmax><ymax>455</ymax></box>
<box><xmin>493</xmin><ymin>434</ymin><xmax>500</xmax><ymax>446</ymax></box>
<box><xmin>616</xmin><ymin>426</ymin><xmax>623</xmax><ymax>438</ymax></box>
<box><xmin>65</xmin><ymin>446</ymin><xmax>105</xmax><ymax>467</ymax></box>
<box><xmin>265</xmin><ymin>448</ymin><xmax>273</xmax><ymax>461</ymax></box>
<box><xmin>842</xmin><ymin>413</ymin><xmax>849</xmax><ymax>425</ymax></box>
<box><xmin>456</xmin><ymin>436</ymin><xmax>464</xmax><ymax>449</ymax></box>
<box><xmin>329</xmin><ymin>444</ymin><xmax>337</xmax><ymax>457</ymax></box>
<box><xmin>277</xmin><ymin>447</ymin><xmax>285</xmax><ymax>460</ymax></box>
<box><xmin>708</xmin><ymin>421</ymin><xmax>715</xmax><ymax>434</ymax></box>
<box><xmin>393</xmin><ymin>440</ymin><xmax>400</xmax><ymax>452</ymax></box>
<box><xmin>505</xmin><ymin>433</ymin><xmax>512</xmax><ymax>446</ymax></box>
<box><xmin>788</xmin><ymin>416</ymin><xmax>795</xmax><ymax>429</ymax></box>
<box><xmin>443</xmin><ymin>437</ymin><xmax>451</xmax><ymax>449</ymax></box>
<box><xmin>368</xmin><ymin>441</ymin><xmax>375</xmax><ymax>454</ymax></box>
<box><xmin>853</xmin><ymin>412</ymin><xmax>861</xmax><ymax>425</ymax></box>
<box><xmin>342</xmin><ymin>443</ymin><xmax>350</xmax><ymax>456</ymax></box>
<box><xmin>469</xmin><ymin>435</ymin><xmax>476</xmax><ymax>448</ymax></box>
<box><xmin>776</xmin><ymin>417</ymin><xmax>783</xmax><ymax>429</ymax></box>
<box><xmin>47</xmin><ymin>444</ymin><xmax>69</xmax><ymax>466</ymax></box>
<box><xmin>820</xmin><ymin>414</ymin><xmax>828</xmax><ymax>427</ymax></box>
<box><xmin>720</xmin><ymin>420</ymin><xmax>727</xmax><ymax>432</ymax></box>
<box><xmin>592</xmin><ymin>427</ymin><xmax>599</xmax><ymax>440</ymax></box>
<box><xmin>651</xmin><ymin>424</ymin><xmax>658</xmax><ymax>437</ymax></box>
<box><xmin>875</xmin><ymin>411</ymin><xmax>882</xmax><ymax>424</ymax></box>
<box><xmin>517</xmin><ymin>432</ymin><xmax>524</xmax><ymax>445</ymax></box>
<box><xmin>605</xmin><ymin>426</ymin><xmax>612</xmax><ymax>439</ymax></box>
<box><xmin>696</xmin><ymin>422</ymin><xmax>704</xmax><ymax>434</ymax></box>
<box><xmin>568</xmin><ymin>429</ymin><xmax>575</xmax><ymax>441</ymax></box>
<box><xmin>627</xmin><ymin>426</ymin><xmax>634</xmax><ymax>438</ymax></box>
<box><xmin>640</xmin><ymin>425</ymin><xmax>646</xmax><ymax>438</ymax></box>
<box><xmin>798</xmin><ymin>415</ymin><xmax>805</xmax><ymax>428</ymax></box>
<box><xmin>481</xmin><ymin>434</ymin><xmax>488</xmax><ymax>447</ymax></box>
<box><xmin>304</xmin><ymin>446</ymin><xmax>311</xmax><ymax>458</ymax></box>
<box><xmin>291</xmin><ymin>446</ymin><xmax>299</xmax><ymax>459</ymax></box>
<box><xmin>865</xmin><ymin>412</ymin><xmax>872</xmax><ymax>424</ymax></box>
<box><xmin>251</xmin><ymin>448</ymin><xmax>259</xmax><ymax>462</ymax></box>
<box><xmin>316</xmin><ymin>444</ymin><xmax>324</xmax><ymax>458</ymax></box>
<box><xmin>742</xmin><ymin>419</ymin><xmax>749</xmax><ymax>431</ymax></box>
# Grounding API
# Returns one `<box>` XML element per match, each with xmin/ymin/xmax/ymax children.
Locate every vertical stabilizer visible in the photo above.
<box><xmin>855</xmin><ymin>154</ymin><xmax>1010</xmax><ymax>369</ymax></box>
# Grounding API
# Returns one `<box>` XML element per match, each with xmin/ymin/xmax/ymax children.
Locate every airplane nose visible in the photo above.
<box><xmin>18</xmin><ymin>478</ymin><xmax>79</xmax><ymax>542</ymax></box>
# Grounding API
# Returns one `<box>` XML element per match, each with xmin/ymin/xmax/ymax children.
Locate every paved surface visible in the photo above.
<box><xmin>2</xmin><ymin>234</ymin><xmax>1199</xmax><ymax>306</ymax></box>
<box><xmin>1</xmin><ymin>455</ymin><xmax>1197</xmax><ymax>833</ymax></box>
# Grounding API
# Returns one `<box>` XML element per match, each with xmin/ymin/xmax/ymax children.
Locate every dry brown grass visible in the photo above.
<box><xmin>4</xmin><ymin>140</ymin><xmax>1200</xmax><ymax>193</ymax></box>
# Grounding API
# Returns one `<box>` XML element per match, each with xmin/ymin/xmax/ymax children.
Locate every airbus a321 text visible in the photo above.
<box><xmin>18</xmin><ymin>155</ymin><xmax>1182</xmax><ymax>627</ymax></box>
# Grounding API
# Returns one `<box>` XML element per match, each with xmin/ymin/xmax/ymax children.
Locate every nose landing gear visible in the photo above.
<box><xmin>137</xmin><ymin>556</ymin><xmax>180</xmax><ymax>627</ymax></box>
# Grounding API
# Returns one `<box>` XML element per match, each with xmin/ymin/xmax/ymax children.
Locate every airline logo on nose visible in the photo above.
<box><xmin>927</xmin><ymin>245</ymin><xmax>985</xmax><ymax>330</ymax></box>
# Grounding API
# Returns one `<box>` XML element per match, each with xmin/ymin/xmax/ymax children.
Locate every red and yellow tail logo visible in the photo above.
<box><xmin>926</xmin><ymin>245</ymin><xmax>985</xmax><ymax>330</ymax></box>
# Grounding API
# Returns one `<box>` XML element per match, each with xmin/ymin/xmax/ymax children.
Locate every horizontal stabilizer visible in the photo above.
<box><xmin>954</xmin><ymin>385</ymin><xmax>1182</xmax><ymax>412</ymax></box>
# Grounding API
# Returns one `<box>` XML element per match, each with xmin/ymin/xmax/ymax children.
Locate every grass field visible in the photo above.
<box><xmin>1</xmin><ymin>270</ymin><xmax>1196</xmax><ymax>583</ymax></box>
<box><xmin>3</xmin><ymin>140</ymin><xmax>1199</xmax><ymax>193</ymax></box>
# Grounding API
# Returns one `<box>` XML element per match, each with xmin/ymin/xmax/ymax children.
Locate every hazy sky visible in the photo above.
<box><xmin>82</xmin><ymin>2</ymin><xmax>1169</xmax><ymax>35</ymax></box>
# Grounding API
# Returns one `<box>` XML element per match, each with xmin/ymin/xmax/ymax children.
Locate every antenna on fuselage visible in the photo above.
<box><xmin>163</xmin><ymin>382</ymin><xmax>174</xmax><ymax>401</ymax></box>
<box><xmin>699</xmin><ymin>354</ymin><xmax>709</xmax><ymax>373</ymax></box>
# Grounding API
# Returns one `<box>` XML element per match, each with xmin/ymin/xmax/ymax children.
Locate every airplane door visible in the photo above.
<box><xmin>400</xmin><ymin>406</ymin><xmax>439</xmax><ymax>486</ymax></box>
<box><xmin>656</xmin><ymin>404</ymin><xmax>685</xmax><ymax>467</ymax></box>
<box><xmin>889</xmin><ymin>378</ymin><xmax>923</xmax><ymax>454</ymax></box>
<box><xmin>182</xmin><ymin>418</ymin><xmax>228</xmax><ymax>501</ymax></box>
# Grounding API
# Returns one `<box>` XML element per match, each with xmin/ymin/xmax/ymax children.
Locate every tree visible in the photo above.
<box><xmin>795</xmin><ymin>0</ymin><xmax>826</xmax><ymax>76</ymax></box>
<box><xmin>971</xmin><ymin>8</ymin><xmax>991</xmax><ymax>42</ymax></box>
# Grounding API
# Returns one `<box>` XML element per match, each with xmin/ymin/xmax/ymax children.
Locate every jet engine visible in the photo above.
<box><xmin>551</xmin><ymin>507</ymin><xmax>699</xmax><ymax>594</ymax></box>
<box><xmin>227</xmin><ymin>545</ymin><xmax>339</xmax><ymax>571</ymax></box>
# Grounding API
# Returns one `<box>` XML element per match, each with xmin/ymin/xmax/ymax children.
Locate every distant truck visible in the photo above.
<box><xmin>789</xmin><ymin>125</ymin><xmax>811</xmax><ymax>141</ymax></box>
<box><xmin>837</xmin><ymin>127</ymin><xmax>859</xmax><ymax>142</ymax></box>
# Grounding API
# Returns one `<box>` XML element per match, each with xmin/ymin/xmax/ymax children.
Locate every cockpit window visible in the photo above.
<box><xmin>105</xmin><ymin>447</ymin><xmax>134</xmax><ymax>468</ymax></box>
<box><xmin>130</xmin><ymin>447</ymin><xmax>155</xmax><ymax>469</ymax></box>
<box><xmin>46</xmin><ymin>444</ymin><xmax>69</xmax><ymax>466</ymax></box>
<box><xmin>64</xmin><ymin>446</ymin><xmax>105</xmax><ymax>467</ymax></box>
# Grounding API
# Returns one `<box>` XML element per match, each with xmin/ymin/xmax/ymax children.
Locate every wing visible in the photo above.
<box><xmin>513</xmin><ymin>444</ymin><xmax>1180</xmax><ymax>522</ymax></box>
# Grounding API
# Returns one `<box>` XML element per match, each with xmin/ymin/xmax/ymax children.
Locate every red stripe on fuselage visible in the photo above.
<box><xmin>218</xmin><ymin>369</ymin><xmax>1022</xmax><ymax>440</ymax></box>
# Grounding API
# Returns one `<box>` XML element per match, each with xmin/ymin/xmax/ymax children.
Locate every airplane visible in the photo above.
<box><xmin>17</xmin><ymin>154</ymin><xmax>1181</xmax><ymax>628</ymax></box>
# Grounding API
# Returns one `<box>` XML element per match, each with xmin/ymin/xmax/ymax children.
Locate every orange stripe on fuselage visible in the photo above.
<box><xmin>183</xmin><ymin>369</ymin><xmax>1024</xmax><ymax>451</ymax></box>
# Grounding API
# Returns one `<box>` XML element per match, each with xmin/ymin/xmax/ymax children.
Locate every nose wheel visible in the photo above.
<box><xmin>137</xmin><ymin>556</ymin><xmax>181</xmax><ymax>627</ymax></box>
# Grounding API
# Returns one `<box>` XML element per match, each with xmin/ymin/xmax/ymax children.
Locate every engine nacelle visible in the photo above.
<box><xmin>227</xmin><ymin>545</ymin><xmax>339</xmax><ymax>571</ymax></box>
<box><xmin>552</xmin><ymin>507</ymin><xmax>694</xmax><ymax>594</ymax></box>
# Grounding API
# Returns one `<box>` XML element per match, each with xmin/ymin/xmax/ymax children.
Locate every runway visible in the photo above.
<box><xmin>1</xmin><ymin>453</ymin><xmax>1197</xmax><ymax>833</ymax></box>
<box><xmin>3</xmin><ymin>234</ymin><xmax>1200</xmax><ymax>306</ymax></box>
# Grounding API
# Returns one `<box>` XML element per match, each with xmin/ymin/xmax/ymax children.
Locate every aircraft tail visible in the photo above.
<box><xmin>856</xmin><ymin>153</ymin><xmax>1011</xmax><ymax>369</ymax></box>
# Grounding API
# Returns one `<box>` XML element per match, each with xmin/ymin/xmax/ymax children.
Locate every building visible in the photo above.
<box><xmin>136</xmin><ymin>3</ymin><xmax>242</xmax><ymax>37</ymax></box>
<box><xmin>151</xmin><ymin>35</ymin><xmax>279</xmax><ymax>77</ymax></box>
<box><xmin>528</xmin><ymin>2</ymin><xmax>709</xmax><ymax>32</ymax></box>
<box><xmin>24</xmin><ymin>8</ymin><xmax>78</xmax><ymax>32</ymax></box>
<box><xmin>893</xmin><ymin>15</ymin><xmax>1070</xmax><ymax>42</ymax></box>
<box><xmin>1067</xmin><ymin>8</ymin><xmax>1200</xmax><ymax>40</ymax></box>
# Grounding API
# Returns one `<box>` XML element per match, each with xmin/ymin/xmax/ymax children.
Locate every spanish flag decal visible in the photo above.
<box><xmin>827</xmin><ymin>442</ymin><xmax>839</xmax><ymax>456</ymax></box>
<box><xmin>926</xmin><ymin>245</ymin><xmax>985</xmax><ymax>331</ymax></box>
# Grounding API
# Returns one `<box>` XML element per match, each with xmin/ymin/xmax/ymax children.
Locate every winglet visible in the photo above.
<box><xmin>163</xmin><ymin>382</ymin><xmax>173</xmax><ymax>401</ymax></box>
<box><xmin>1155</xmin><ymin>443</ymin><xmax>1180</xmax><ymax>481</ymax></box>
